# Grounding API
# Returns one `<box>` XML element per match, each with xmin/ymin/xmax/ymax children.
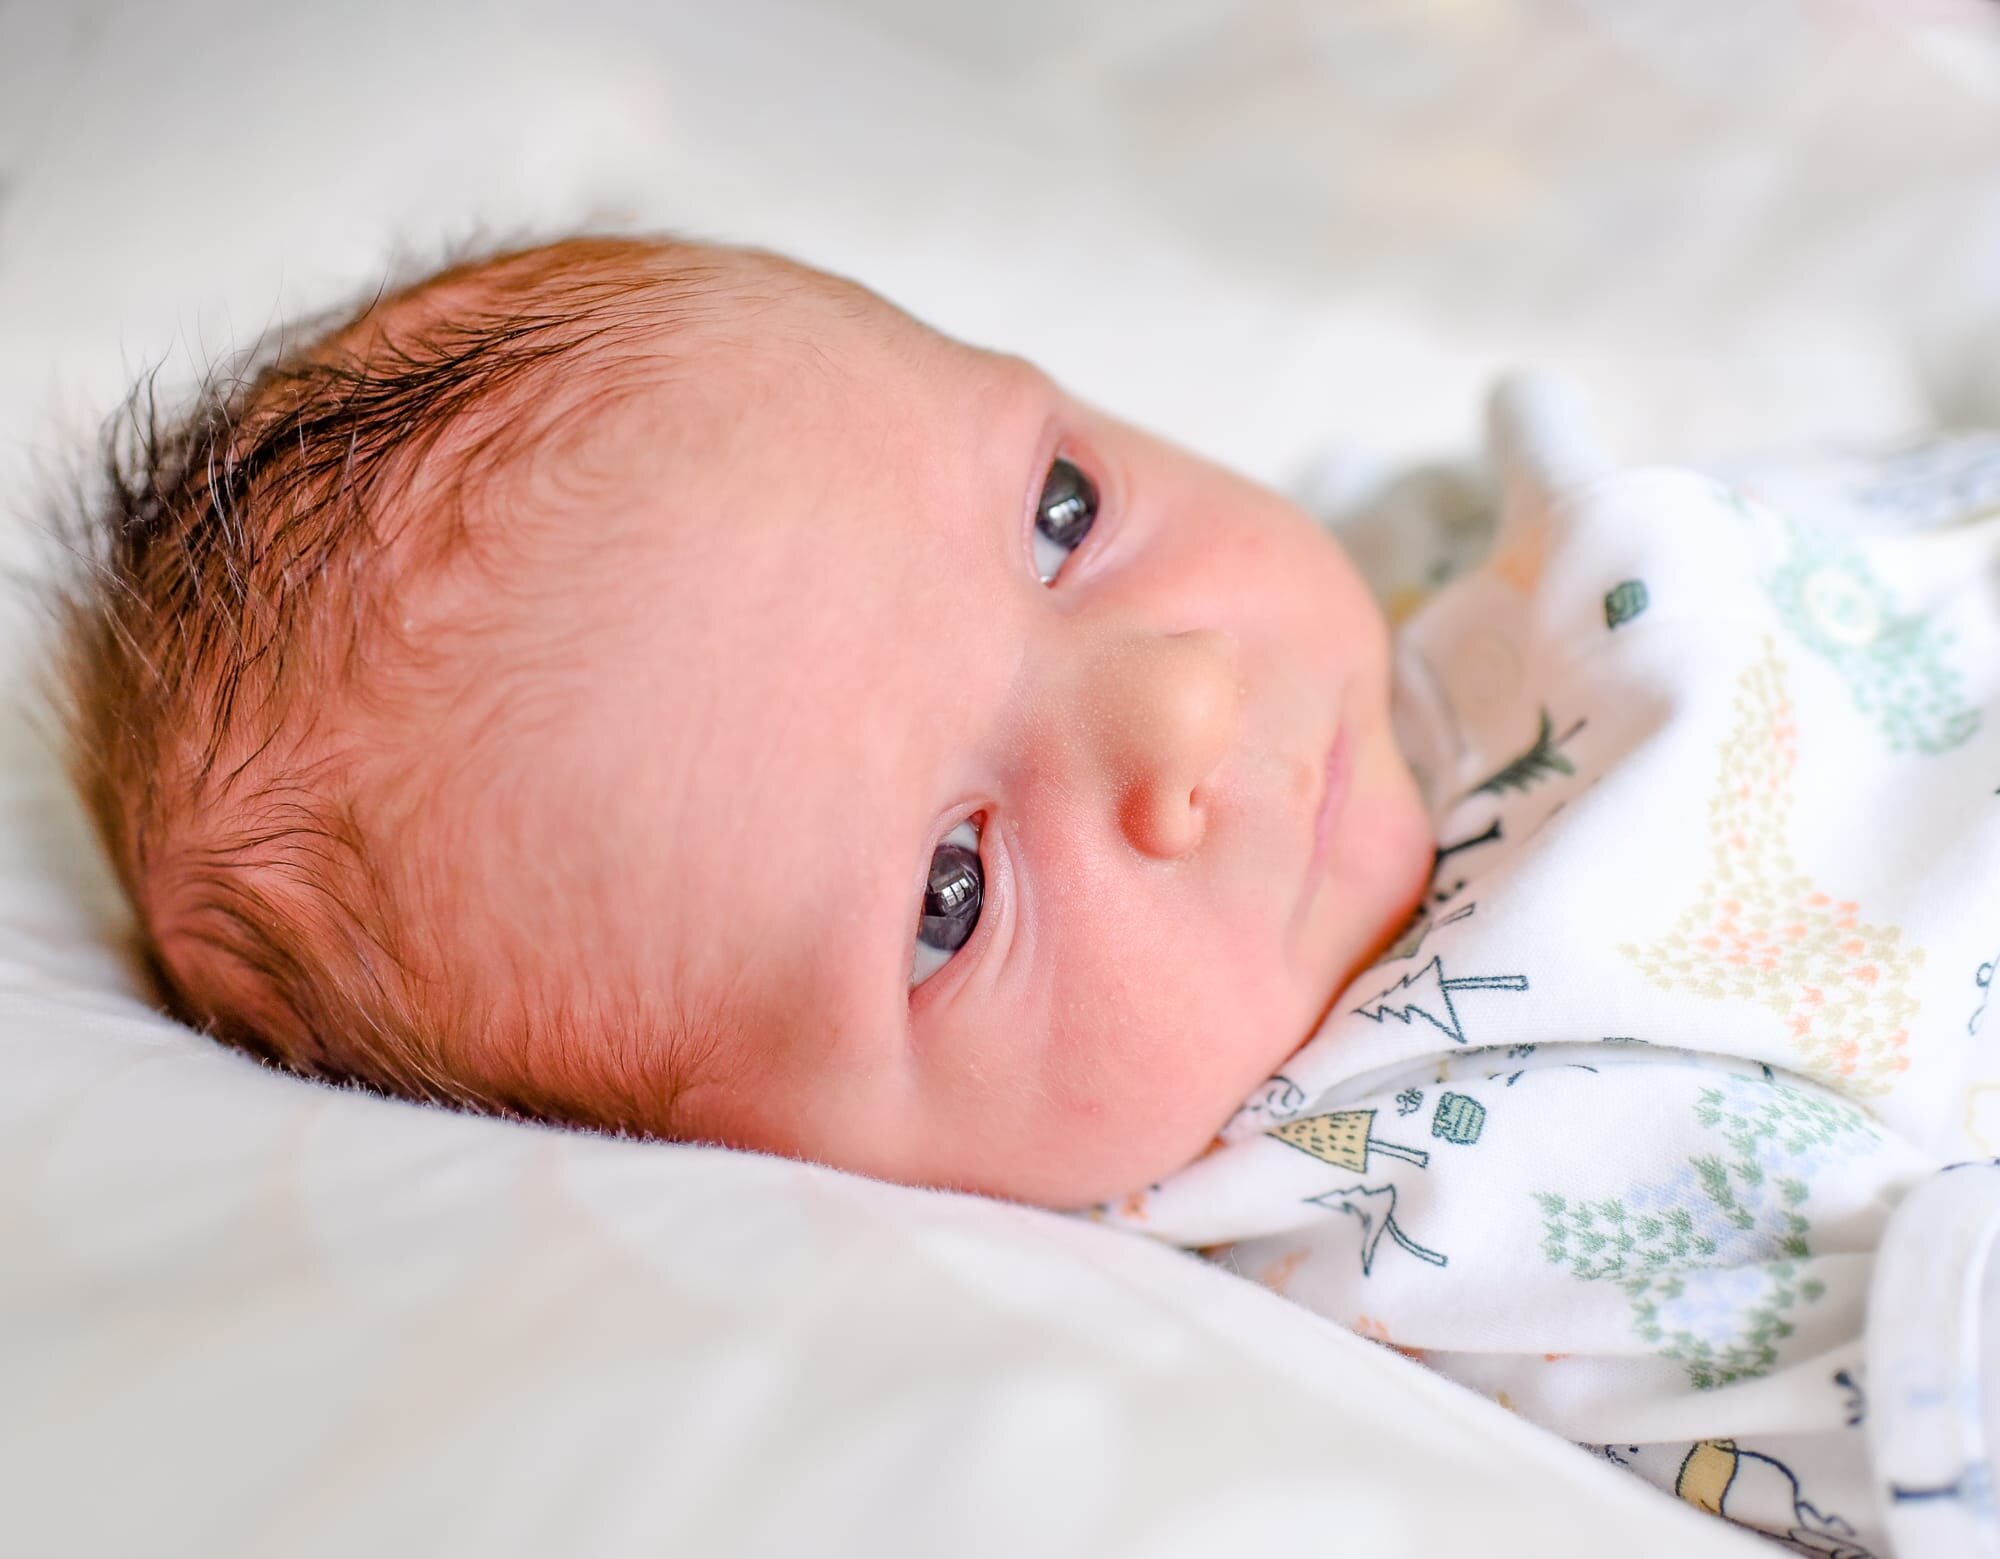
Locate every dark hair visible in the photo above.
<box><xmin>55</xmin><ymin>234</ymin><xmax>746</xmax><ymax>1131</ymax></box>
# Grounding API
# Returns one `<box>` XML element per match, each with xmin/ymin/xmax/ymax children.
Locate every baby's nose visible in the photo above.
<box><xmin>1085</xmin><ymin>629</ymin><xmax>1240</xmax><ymax>860</ymax></box>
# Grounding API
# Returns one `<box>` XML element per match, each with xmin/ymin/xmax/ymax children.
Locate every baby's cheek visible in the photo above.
<box><xmin>1023</xmin><ymin>824</ymin><xmax>1308</xmax><ymax>1151</ymax></box>
<box><xmin>1129</xmin><ymin>922</ymin><xmax>1294</xmax><ymax>1077</ymax></box>
<box><xmin>1017</xmin><ymin>923</ymin><xmax>1298</xmax><ymax>1200</ymax></box>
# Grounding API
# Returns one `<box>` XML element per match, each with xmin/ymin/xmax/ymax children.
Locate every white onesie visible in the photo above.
<box><xmin>1100</xmin><ymin>381</ymin><xmax>2000</xmax><ymax>1559</ymax></box>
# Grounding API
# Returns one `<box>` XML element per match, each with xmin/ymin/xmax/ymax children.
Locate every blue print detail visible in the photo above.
<box><xmin>1533</xmin><ymin>1075</ymin><xmax>1877</xmax><ymax>1389</ymax></box>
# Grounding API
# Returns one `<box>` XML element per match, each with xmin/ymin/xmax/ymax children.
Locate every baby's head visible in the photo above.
<box><xmin>60</xmin><ymin>236</ymin><xmax>1432</xmax><ymax>1208</ymax></box>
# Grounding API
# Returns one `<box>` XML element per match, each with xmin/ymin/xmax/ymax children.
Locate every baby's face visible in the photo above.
<box><xmin>542</xmin><ymin>266</ymin><xmax>1431</xmax><ymax>1207</ymax></box>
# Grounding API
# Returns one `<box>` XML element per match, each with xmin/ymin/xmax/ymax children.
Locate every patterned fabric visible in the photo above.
<box><xmin>1100</xmin><ymin>381</ymin><xmax>2000</xmax><ymax>1559</ymax></box>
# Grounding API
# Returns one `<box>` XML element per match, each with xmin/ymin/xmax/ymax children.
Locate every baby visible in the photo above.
<box><xmin>59</xmin><ymin>234</ymin><xmax>2000</xmax><ymax>1558</ymax></box>
<box><xmin>59</xmin><ymin>235</ymin><xmax>1432</xmax><ymax>1212</ymax></box>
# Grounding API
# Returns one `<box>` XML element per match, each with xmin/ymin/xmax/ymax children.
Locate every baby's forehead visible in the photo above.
<box><xmin>298</xmin><ymin>245</ymin><xmax>902</xmax><ymax>559</ymax></box>
<box><xmin>334</xmin><ymin>239</ymin><xmax>919</xmax><ymax>424</ymax></box>
<box><xmin>565</xmin><ymin>321</ymin><xmax>1032</xmax><ymax>565</ymax></box>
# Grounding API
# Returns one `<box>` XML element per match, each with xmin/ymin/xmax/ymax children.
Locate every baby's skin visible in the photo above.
<box><xmin>588</xmin><ymin>254</ymin><xmax>1434</xmax><ymax>1205</ymax></box>
<box><xmin>70</xmin><ymin>240</ymin><xmax>1434</xmax><ymax>1209</ymax></box>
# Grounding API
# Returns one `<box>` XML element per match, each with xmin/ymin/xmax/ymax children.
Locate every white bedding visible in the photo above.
<box><xmin>0</xmin><ymin>909</ymin><xmax>1759</xmax><ymax>1557</ymax></box>
<box><xmin>4</xmin><ymin>2</ymin><xmax>1997</xmax><ymax>1554</ymax></box>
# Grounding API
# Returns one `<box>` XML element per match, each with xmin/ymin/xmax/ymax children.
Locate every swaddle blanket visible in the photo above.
<box><xmin>1101</xmin><ymin>381</ymin><xmax>2000</xmax><ymax>1558</ymax></box>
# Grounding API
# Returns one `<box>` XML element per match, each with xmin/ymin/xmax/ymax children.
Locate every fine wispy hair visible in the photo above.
<box><xmin>50</xmin><ymin>233</ymin><xmax>746</xmax><ymax>1133</ymax></box>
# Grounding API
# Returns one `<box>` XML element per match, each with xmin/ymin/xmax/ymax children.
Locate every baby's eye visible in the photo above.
<box><xmin>911</xmin><ymin>819</ymin><xmax>983</xmax><ymax>988</ymax></box>
<box><xmin>1031</xmin><ymin>457</ymin><xmax>1098</xmax><ymax>583</ymax></box>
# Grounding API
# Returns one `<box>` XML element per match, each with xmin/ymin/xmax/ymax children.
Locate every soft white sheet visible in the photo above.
<box><xmin>4</xmin><ymin>3</ymin><xmax>1996</xmax><ymax>1554</ymax></box>
<box><xmin>0</xmin><ymin>915</ymin><xmax>1759</xmax><ymax>1558</ymax></box>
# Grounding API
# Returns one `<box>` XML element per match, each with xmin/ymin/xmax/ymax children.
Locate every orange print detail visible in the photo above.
<box><xmin>1258</xmin><ymin>1249</ymin><xmax>1308</xmax><ymax>1294</ymax></box>
<box><xmin>1620</xmin><ymin>640</ymin><xmax>1923</xmax><ymax>1097</ymax></box>
<box><xmin>1353</xmin><ymin>1314</ymin><xmax>1427</xmax><ymax>1363</ymax></box>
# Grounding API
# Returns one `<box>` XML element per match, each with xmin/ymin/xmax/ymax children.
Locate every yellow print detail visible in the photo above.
<box><xmin>1619</xmin><ymin>641</ymin><xmax>1921</xmax><ymax>1094</ymax></box>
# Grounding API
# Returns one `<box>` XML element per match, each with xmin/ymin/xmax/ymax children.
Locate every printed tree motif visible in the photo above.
<box><xmin>1618</xmin><ymin>640</ymin><xmax>1924</xmax><ymax>1094</ymax></box>
<box><xmin>1471</xmin><ymin>708</ymin><xmax>1585</xmax><ymax>797</ymax></box>
<box><xmin>1352</xmin><ymin>956</ymin><xmax>1530</xmax><ymax>1045</ymax></box>
<box><xmin>1306</xmin><ymin>1182</ymin><xmax>1449</xmax><ymax>1274</ymax></box>
<box><xmin>1270</xmin><ymin>1109</ymin><xmax>1430</xmax><ymax>1172</ymax></box>
<box><xmin>1381</xmin><ymin>900</ymin><xmax>1475</xmax><ymax>965</ymax></box>
<box><xmin>1533</xmin><ymin>1076</ymin><xmax>1876</xmax><ymax>1389</ymax></box>
<box><xmin>1754</xmin><ymin>500</ymin><xmax>1978</xmax><ymax>755</ymax></box>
